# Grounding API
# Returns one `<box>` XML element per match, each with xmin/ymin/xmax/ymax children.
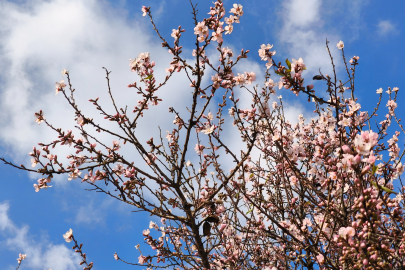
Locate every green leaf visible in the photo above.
<box><xmin>286</xmin><ymin>58</ymin><xmax>291</xmax><ymax>69</ymax></box>
<box><xmin>274</xmin><ymin>70</ymin><xmax>284</xmax><ymax>76</ymax></box>
<box><xmin>246</xmin><ymin>207</ymin><xmax>253</xmax><ymax>215</ymax></box>
<box><xmin>370</xmin><ymin>180</ymin><xmax>398</xmax><ymax>194</ymax></box>
<box><xmin>372</xmin><ymin>165</ymin><xmax>377</xmax><ymax>175</ymax></box>
<box><xmin>145</xmin><ymin>74</ymin><xmax>153</xmax><ymax>80</ymax></box>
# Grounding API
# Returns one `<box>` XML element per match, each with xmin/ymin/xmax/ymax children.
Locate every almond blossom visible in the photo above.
<box><xmin>55</xmin><ymin>80</ymin><xmax>66</xmax><ymax>95</ymax></box>
<box><xmin>230</xmin><ymin>4</ymin><xmax>243</xmax><ymax>16</ymax></box>
<box><xmin>34</xmin><ymin>110</ymin><xmax>45</xmax><ymax>124</ymax></box>
<box><xmin>194</xmin><ymin>21</ymin><xmax>208</xmax><ymax>38</ymax></box>
<box><xmin>201</xmin><ymin>124</ymin><xmax>215</xmax><ymax>135</ymax></box>
<box><xmin>336</xmin><ymin>40</ymin><xmax>344</xmax><ymax>49</ymax></box>
<box><xmin>2</xmin><ymin>1</ymin><xmax>405</xmax><ymax>270</ymax></box>
<box><xmin>17</xmin><ymin>253</ymin><xmax>26</xmax><ymax>264</ymax></box>
<box><xmin>141</xmin><ymin>6</ymin><xmax>149</xmax><ymax>16</ymax></box>
<box><xmin>63</xmin><ymin>228</ymin><xmax>73</xmax><ymax>243</ymax></box>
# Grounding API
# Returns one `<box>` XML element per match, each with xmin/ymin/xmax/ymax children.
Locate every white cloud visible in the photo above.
<box><xmin>285</xmin><ymin>0</ymin><xmax>321</xmax><ymax>27</ymax></box>
<box><xmin>377</xmin><ymin>20</ymin><xmax>398</xmax><ymax>35</ymax></box>
<box><xmin>276</xmin><ymin>0</ymin><xmax>366</xmax><ymax>79</ymax></box>
<box><xmin>0</xmin><ymin>0</ymin><xmax>194</xmax><ymax>185</ymax></box>
<box><xmin>278</xmin><ymin>0</ymin><xmax>336</xmax><ymax>76</ymax></box>
<box><xmin>74</xmin><ymin>198</ymin><xmax>112</xmax><ymax>225</ymax></box>
<box><xmin>0</xmin><ymin>202</ymin><xmax>81</xmax><ymax>269</ymax></box>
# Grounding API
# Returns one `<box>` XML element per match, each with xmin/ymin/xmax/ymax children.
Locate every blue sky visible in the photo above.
<box><xmin>0</xmin><ymin>0</ymin><xmax>404</xmax><ymax>269</ymax></box>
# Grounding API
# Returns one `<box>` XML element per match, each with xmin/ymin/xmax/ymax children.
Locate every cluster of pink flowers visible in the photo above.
<box><xmin>55</xmin><ymin>80</ymin><xmax>66</xmax><ymax>95</ymax></box>
<box><xmin>233</xmin><ymin>71</ymin><xmax>256</xmax><ymax>86</ymax></box>
<box><xmin>16</xmin><ymin>253</ymin><xmax>26</xmax><ymax>264</ymax></box>
<box><xmin>4</xmin><ymin>1</ymin><xmax>404</xmax><ymax>270</ymax></box>
<box><xmin>194</xmin><ymin>2</ymin><xmax>243</xmax><ymax>44</ymax></box>
<box><xmin>63</xmin><ymin>228</ymin><xmax>73</xmax><ymax>243</ymax></box>
<box><xmin>258</xmin><ymin>44</ymin><xmax>276</xmax><ymax>69</ymax></box>
<box><xmin>34</xmin><ymin>110</ymin><xmax>45</xmax><ymax>124</ymax></box>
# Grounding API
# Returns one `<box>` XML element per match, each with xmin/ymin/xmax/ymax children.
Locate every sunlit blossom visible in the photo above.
<box><xmin>63</xmin><ymin>228</ymin><xmax>73</xmax><ymax>243</ymax></box>
<box><xmin>336</xmin><ymin>40</ymin><xmax>344</xmax><ymax>49</ymax></box>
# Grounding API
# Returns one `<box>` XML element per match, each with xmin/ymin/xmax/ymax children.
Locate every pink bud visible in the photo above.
<box><xmin>219</xmin><ymin>224</ymin><xmax>227</xmax><ymax>231</ymax></box>
<box><xmin>342</xmin><ymin>145</ymin><xmax>351</xmax><ymax>153</ymax></box>
<box><xmin>353</xmin><ymin>155</ymin><xmax>361</xmax><ymax>164</ymax></box>
<box><xmin>361</xmin><ymin>165</ymin><xmax>370</xmax><ymax>175</ymax></box>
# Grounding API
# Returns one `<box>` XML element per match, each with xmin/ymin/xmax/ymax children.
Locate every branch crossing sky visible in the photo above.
<box><xmin>0</xmin><ymin>0</ymin><xmax>403</xmax><ymax>269</ymax></box>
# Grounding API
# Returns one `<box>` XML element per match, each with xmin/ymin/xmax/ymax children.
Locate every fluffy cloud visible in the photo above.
<box><xmin>377</xmin><ymin>20</ymin><xmax>399</xmax><ymax>36</ymax></box>
<box><xmin>277</xmin><ymin>0</ymin><xmax>367</xmax><ymax>77</ymax></box>
<box><xmin>0</xmin><ymin>0</ymin><xmax>193</xmax><ymax>179</ymax></box>
<box><xmin>0</xmin><ymin>202</ymin><xmax>81</xmax><ymax>269</ymax></box>
<box><xmin>278</xmin><ymin>0</ymin><xmax>335</xmax><ymax>76</ymax></box>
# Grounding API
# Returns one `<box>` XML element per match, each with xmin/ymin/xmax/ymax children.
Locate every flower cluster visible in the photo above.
<box><xmin>17</xmin><ymin>253</ymin><xmax>26</xmax><ymax>264</ymax></box>
<box><xmin>4</xmin><ymin>1</ymin><xmax>404</xmax><ymax>270</ymax></box>
<box><xmin>63</xmin><ymin>228</ymin><xmax>73</xmax><ymax>243</ymax></box>
<box><xmin>258</xmin><ymin>44</ymin><xmax>276</xmax><ymax>69</ymax></box>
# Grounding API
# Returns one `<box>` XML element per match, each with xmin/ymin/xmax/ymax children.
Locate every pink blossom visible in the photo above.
<box><xmin>387</xmin><ymin>100</ymin><xmax>397</xmax><ymax>114</ymax></box>
<box><xmin>195</xmin><ymin>144</ymin><xmax>204</xmax><ymax>155</ymax></box>
<box><xmin>145</xmin><ymin>153</ymin><xmax>156</xmax><ymax>165</ymax></box>
<box><xmin>219</xmin><ymin>223</ymin><xmax>227</xmax><ymax>231</ymax></box>
<box><xmin>17</xmin><ymin>253</ymin><xmax>26</xmax><ymax>264</ymax></box>
<box><xmin>55</xmin><ymin>80</ymin><xmax>66</xmax><ymax>95</ymax></box>
<box><xmin>233</xmin><ymin>73</ymin><xmax>246</xmax><ymax>85</ymax></box>
<box><xmin>329</xmin><ymin>172</ymin><xmax>338</xmax><ymax>181</ymax></box>
<box><xmin>34</xmin><ymin>110</ymin><xmax>45</xmax><ymax>125</ymax></box>
<box><xmin>354</xmin><ymin>130</ymin><xmax>378</xmax><ymax>155</ymax></box>
<box><xmin>112</xmin><ymin>140</ymin><xmax>120</xmax><ymax>151</ymax></box>
<box><xmin>353</xmin><ymin>154</ymin><xmax>361</xmax><ymax>165</ymax></box>
<box><xmin>138</xmin><ymin>255</ymin><xmax>148</xmax><ymax>264</ymax></box>
<box><xmin>291</xmin><ymin>57</ymin><xmax>306</xmax><ymax>72</ymax></box>
<box><xmin>77</xmin><ymin>116</ymin><xmax>85</xmax><ymax>126</ymax></box>
<box><xmin>341</xmin><ymin>145</ymin><xmax>351</xmax><ymax>153</ymax></box>
<box><xmin>31</xmin><ymin>158</ymin><xmax>38</xmax><ymax>167</ymax></box>
<box><xmin>224</xmin><ymin>24</ymin><xmax>233</xmax><ymax>34</ymax></box>
<box><xmin>316</xmin><ymin>253</ymin><xmax>324</xmax><ymax>264</ymax></box>
<box><xmin>290</xmin><ymin>176</ymin><xmax>298</xmax><ymax>186</ymax></box>
<box><xmin>258</xmin><ymin>44</ymin><xmax>276</xmax><ymax>62</ymax></box>
<box><xmin>68</xmin><ymin>169</ymin><xmax>81</xmax><ymax>181</ymax></box>
<box><xmin>336</xmin><ymin>40</ymin><xmax>344</xmax><ymax>50</ymax></box>
<box><xmin>338</xmin><ymin>226</ymin><xmax>355</xmax><ymax>239</ymax></box>
<box><xmin>230</xmin><ymin>4</ymin><xmax>243</xmax><ymax>16</ymax></box>
<box><xmin>141</xmin><ymin>6</ymin><xmax>149</xmax><ymax>16</ymax></box>
<box><xmin>194</xmin><ymin>21</ymin><xmax>208</xmax><ymax>37</ymax></box>
<box><xmin>362</xmin><ymin>151</ymin><xmax>376</xmax><ymax>164</ymax></box>
<box><xmin>245</xmin><ymin>71</ymin><xmax>256</xmax><ymax>84</ymax></box>
<box><xmin>211</xmin><ymin>74</ymin><xmax>222</xmax><ymax>89</ymax></box>
<box><xmin>216</xmin><ymin>205</ymin><xmax>225</xmax><ymax>214</ymax></box>
<box><xmin>63</xmin><ymin>228</ymin><xmax>73</xmax><ymax>243</ymax></box>
<box><xmin>212</xmin><ymin>28</ymin><xmax>223</xmax><ymax>43</ymax></box>
<box><xmin>171</xmin><ymin>29</ymin><xmax>180</xmax><ymax>41</ymax></box>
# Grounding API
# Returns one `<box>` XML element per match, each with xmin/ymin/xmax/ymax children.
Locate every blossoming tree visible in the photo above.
<box><xmin>3</xmin><ymin>1</ymin><xmax>405</xmax><ymax>269</ymax></box>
